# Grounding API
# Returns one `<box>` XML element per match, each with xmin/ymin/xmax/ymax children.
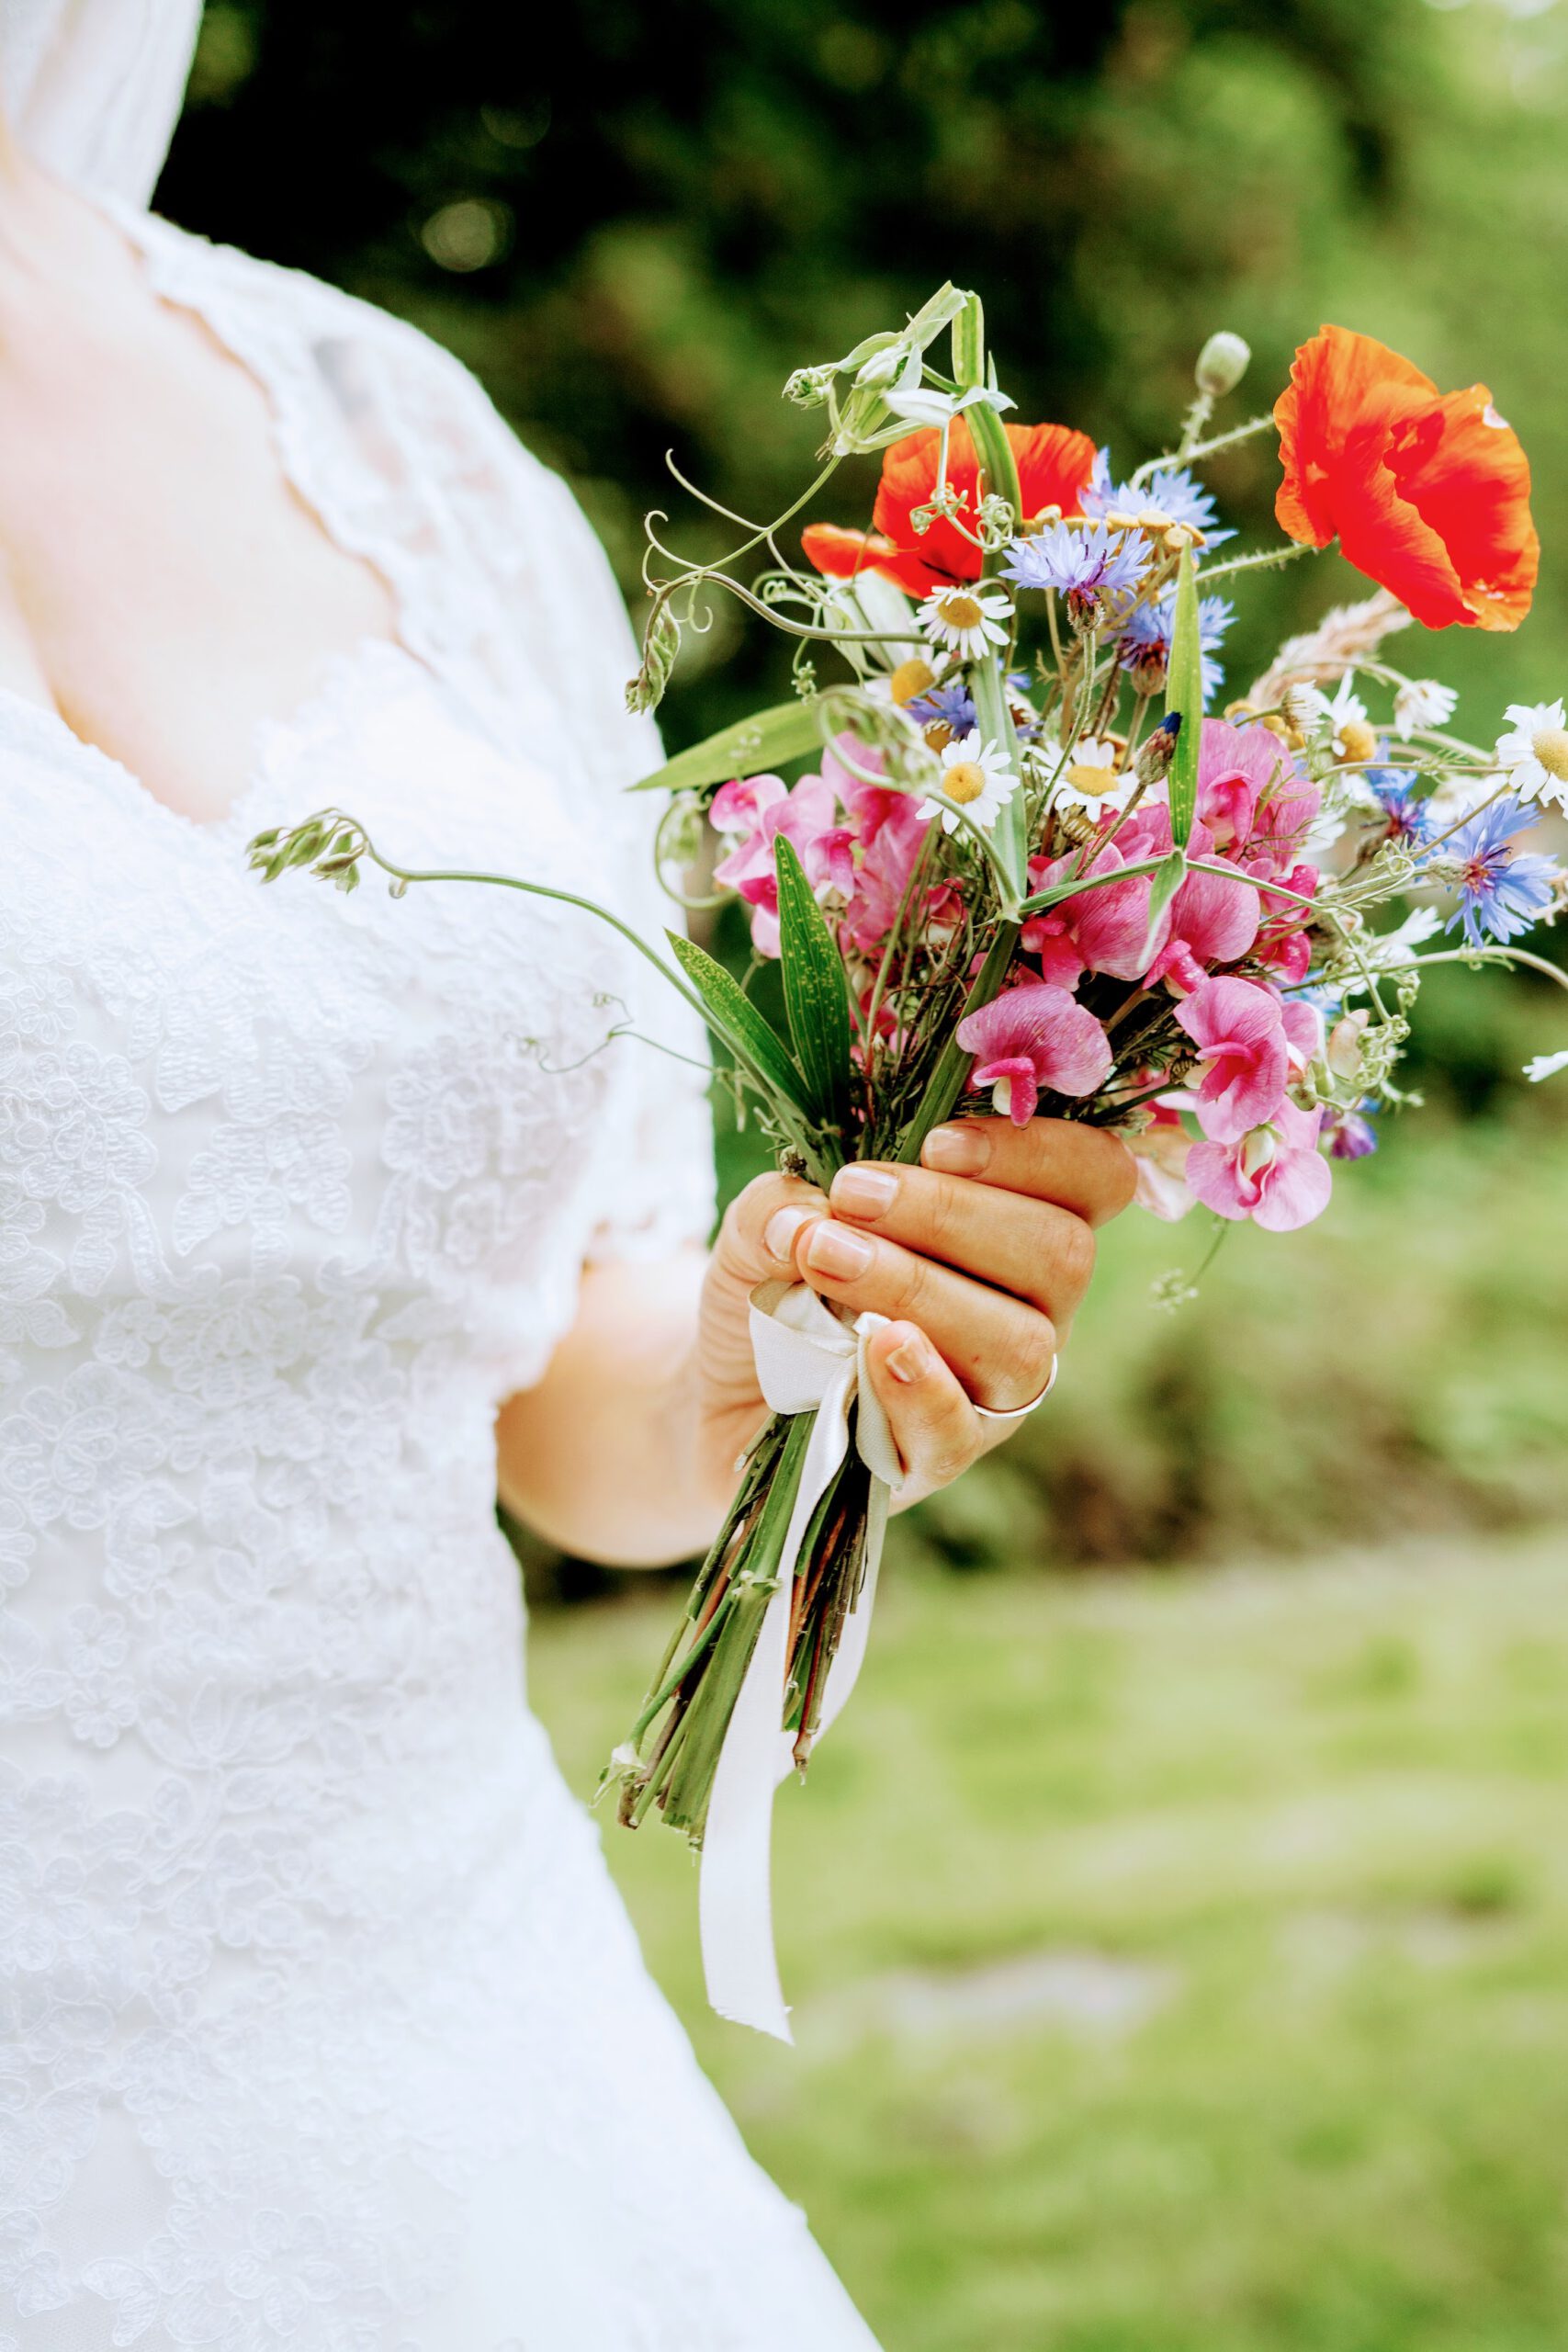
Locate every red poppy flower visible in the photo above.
<box><xmin>802</xmin><ymin>418</ymin><xmax>1097</xmax><ymax>599</ymax></box>
<box><xmin>1274</xmin><ymin>325</ymin><xmax>1538</xmax><ymax>632</ymax></box>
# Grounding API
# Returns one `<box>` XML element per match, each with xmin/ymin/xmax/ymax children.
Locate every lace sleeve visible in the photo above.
<box><xmin>334</xmin><ymin>302</ymin><xmax>720</xmax><ymax>1263</ymax></box>
<box><xmin>512</xmin><ymin>466</ymin><xmax>718</xmax><ymax>1264</ymax></box>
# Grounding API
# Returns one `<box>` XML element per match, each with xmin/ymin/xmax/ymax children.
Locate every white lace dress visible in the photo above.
<box><xmin>0</xmin><ymin>202</ymin><xmax>882</xmax><ymax>2352</ymax></box>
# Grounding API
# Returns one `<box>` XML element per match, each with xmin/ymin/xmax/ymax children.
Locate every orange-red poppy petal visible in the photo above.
<box><xmin>874</xmin><ymin>426</ymin><xmax>985</xmax><ymax>587</ymax></box>
<box><xmin>1010</xmin><ymin>422</ymin><xmax>1098</xmax><ymax>524</ymax></box>
<box><xmin>1385</xmin><ymin>385</ymin><xmax>1538</xmax><ymax>632</ymax></box>
<box><xmin>1275</xmin><ymin>323</ymin><xmax>1537</xmax><ymax>633</ymax></box>
<box><xmin>800</xmin><ymin>523</ymin><xmax>904</xmax><ymax>580</ymax></box>
<box><xmin>1275</xmin><ymin>324</ymin><xmax>1437</xmax><ymax>547</ymax></box>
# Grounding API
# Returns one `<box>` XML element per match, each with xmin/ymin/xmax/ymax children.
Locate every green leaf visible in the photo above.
<box><xmin>629</xmin><ymin>701</ymin><xmax>825</xmax><ymax>794</ymax></box>
<box><xmin>1140</xmin><ymin>847</ymin><xmax>1189</xmax><ymax>969</ymax></box>
<box><xmin>1164</xmin><ymin>544</ymin><xmax>1203</xmax><ymax>847</ymax></box>
<box><xmin>665</xmin><ymin>931</ymin><xmax>807</xmax><ymax>1114</ymax></box>
<box><xmin>773</xmin><ymin>835</ymin><xmax>852</xmax><ymax>1133</ymax></box>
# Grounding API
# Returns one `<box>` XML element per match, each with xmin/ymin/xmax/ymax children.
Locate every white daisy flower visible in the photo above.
<box><xmin>1494</xmin><ymin>699</ymin><xmax>1568</xmax><ymax>809</ymax></box>
<box><xmin>917</xmin><ymin>730</ymin><xmax>1018</xmax><ymax>835</ymax></box>
<box><xmin>1305</xmin><ymin>675</ymin><xmax>1377</xmax><ymax>764</ymax></box>
<box><xmin>1393</xmin><ymin>679</ymin><xmax>1458</xmax><ymax>740</ymax></box>
<box><xmin>918</xmin><ymin>582</ymin><xmax>1012</xmax><ymax>662</ymax></box>
<box><xmin>1524</xmin><ymin>1048</ymin><xmax>1568</xmax><ymax>1083</ymax></box>
<box><xmin>1053</xmin><ymin>733</ymin><xmax>1130</xmax><ymax>812</ymax></box>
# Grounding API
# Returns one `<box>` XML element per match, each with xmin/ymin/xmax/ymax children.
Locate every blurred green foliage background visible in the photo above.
<box><xmin>157</xmin><ymin>11</ymin><xmax>1568</xmax><ymax>2344</ymax></box>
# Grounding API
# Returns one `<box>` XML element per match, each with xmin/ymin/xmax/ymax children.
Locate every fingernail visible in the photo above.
<box><xmin>803</xmin><ymin>1220</ymin><xmax>874</xmax><ymax>1279</ymax></box>
<box><xmin>830</xmin><ymin>1165</ymin><xmax>897</xmax><ymax>1219</ymax></box>
<box><xmin>922</xmin><ymin>1124</ymin><xmax>990</xmax><ymax>1176</ymax></box>
<box><xmin>763</xmin><ymin>1205</ymin><xmax>814</xmax><ymax>1264</ymax></box>
<box><xmin>886</xmin><ymin>1330</ymin><xmax>934</xmax><ymax>1384</ymax></box>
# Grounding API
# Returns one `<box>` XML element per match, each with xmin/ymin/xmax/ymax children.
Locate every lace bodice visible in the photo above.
<box><xmin>0</xmin><ymin>207</ymin><xmax>878</xmax><ymax>2351</ymax></box>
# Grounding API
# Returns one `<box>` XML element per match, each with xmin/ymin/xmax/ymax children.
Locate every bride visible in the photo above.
<box><xmin>0</xmin><ymin>7</ymin><xmax>1134</xmax><ymax>2345</ymax></box>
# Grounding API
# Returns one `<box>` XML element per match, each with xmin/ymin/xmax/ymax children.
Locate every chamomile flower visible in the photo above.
<box><xmin>1393</xmin><ymin>679</ymin><xmax>1458</xmax><ymax>740</ymax></box>
<box><xmin>917</xmin><ymin>583</ymin><xmax>1011</xmax><ymax>662</ymax></box>
<box><xmin>1493</xmin><ymin>699</ymin><xmax>1568</xmax><ymax>810</ymax></box>
<box><xmin>1307</xmin><ymin>676</ymin><xmax>1378</xmax><ymax>766</ymax></box>
<box><xmin>917</xmin><ymin>730</ymin><xmax>1017</xmax><ymax>834</ymax></box>
<box><xmin>1052</xmin><ymin>733</ymin><xmax>1129</xmax><ymax>811</ymax></box>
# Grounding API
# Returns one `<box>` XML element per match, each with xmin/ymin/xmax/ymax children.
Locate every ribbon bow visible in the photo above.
<box><xmin>698</xmin><ymin>1279</ymin><xmax>904</xmax><ymax>2042</ymax></box>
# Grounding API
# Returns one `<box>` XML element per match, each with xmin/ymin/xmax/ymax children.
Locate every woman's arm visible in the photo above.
<box><xmin>497</xmin><ymin>1114</ymin><xmax>1135</xmax><ymax>1566</ymax></box>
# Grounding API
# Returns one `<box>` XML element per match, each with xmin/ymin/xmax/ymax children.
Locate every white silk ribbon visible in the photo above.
<box><xmin>698</xmin><ymin>1280</ymin><xmax>904</xmax><ymax>2042</ymax></box>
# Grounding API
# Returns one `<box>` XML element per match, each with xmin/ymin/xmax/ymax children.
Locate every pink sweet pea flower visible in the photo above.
<box><xmin>956</xmin><ymin>983</ymin><xmax>1113</xmax><ymax>1123</ymax></box>
<box><xmin>1195</xmin><ymin>716</ymin><xmax>1286</xmax><ymax>849</ymax></box>
<box><xmin>1188</xmin><ymin>1097</ymin><xmax>1333</xmax><ymax>1231</ymax></box>
<box><xmin>713</xmin><ymin>772</ymin><xmax>841</xmax><ymax>956</ymax></box>
<box><xmin>1248</xmin><ymin>772</ymin><xmax>1322</xmax><ymax>877</ymax></box>
<box><xmin>840</xmin><ymin>818</ymin><xmax>923</xmax><ymax>953</ymax></box>
<box><xmin>1174</xmin><ymin>975</ymin><xmax>1290</xmax><ymax>1144</ymax></box>
<box><xmin>1252</xmin><ymin>924</ymin><xmax>1314</xmax><ymax>984</ymax></box>
<box><xmin>1125</xmin><ymin>1103</ymin><xmax>1196</xmax><ymax>1221</ymax></box>
<box><xmin>1280</xmin><ymin>997</ymin><xmax>1325</xmax><ymax>1070</ymax></box>
<box><xmin>1145</xmin><ymin>823</ymin><xmax>1262</xmax><ymax>995</ymax></box>
<box><xmin>1019</xmin><ymin>855</ymin><xmax>1089</xmax><ymax>989</ymax></box>
<box><xmin>1026</xmin><ymin>834</ymin><xmax>1174</xmax><ymax>985</ymax></box>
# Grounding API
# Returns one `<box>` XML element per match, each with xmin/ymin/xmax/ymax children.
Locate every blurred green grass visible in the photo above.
<box><xmin>532</xmin><ymin>1525</ymin><xmax>1568</xmax><ymax>2351</ymax></box>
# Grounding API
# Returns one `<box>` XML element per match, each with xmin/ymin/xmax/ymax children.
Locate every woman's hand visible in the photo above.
<box><xmin>697</xmin><ymin>1116</ymin><xmax>1135</xmax><ymax>1509</ymax></box>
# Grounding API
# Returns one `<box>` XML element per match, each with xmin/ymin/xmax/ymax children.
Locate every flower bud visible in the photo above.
<box><xmin>1326</xmin><ymin>1009</ymin><xmax>1371</xmax><ymax>1082</ymax></box>
<box><xmin>783</xmin><ymin>364</ymin><xmax>835</xmax><ymax>409</ymax></box>
<box><xmin>1195</xmin><ymin>332</ymin><xmax>1250</xmax><ymax>398</ymax></box>
<box><xmin>1134</xmin><ymin>712</ymin><xmax>1180</xmax><ymax>788</ymax></box>
<box><xmin>626</xmin><ymin>598</ymin><xmax>680</xmax><ymax>715</ymax></box>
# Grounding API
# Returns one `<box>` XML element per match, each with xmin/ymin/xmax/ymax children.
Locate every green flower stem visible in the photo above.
<box><xmin>893</xmin><ymin>918</ymin><xmax>1022</xmax><ymax>1162</ymax></box>
<box><xmin>1369</xmin><ymin>945</ymin><xmax>1568</xmax><ymax>994</ymax></box>
<box><xmin>969</xmin><ymin>654</ymin><xmax>1028</xmax><ymax>907</ymax></box>
<box><xmin>657</xmin><ymin>1412</ymin><xmax>815</xmax><ymax>1838</ymax></box>
<box><xmin>347</xmin><ymin>841</ymin><xmax>830</xmax><ymax>1172</ymax></box>
<box><xmin>1132</xmin><ymin>413</ymin><xmax>1277</xmax><ymax>481</ymax></box>
<box><xmin>1016</xmin><ymin>854</ymin><xmax>1167</xmax><ymax>920</ymax></box>
<box><xmin>1197</xmin><ymin>541</ymin><xmax>1314</xmax><ymax>585</ymax></box>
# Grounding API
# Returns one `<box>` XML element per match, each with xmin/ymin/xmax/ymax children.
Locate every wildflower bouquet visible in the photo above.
<box><xmin>252</xmin><ymin>292</ymin><xmax>1567</xmax><ymax>2038</ymax></box>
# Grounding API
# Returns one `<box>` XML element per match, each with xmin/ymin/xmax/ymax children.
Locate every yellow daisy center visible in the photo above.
<box><xmin>922</xmin><ymin>719</ymin><xmax>955</xmax><ymax>753</ymax></box>
<box><xmin>943</xmin><ymin>761</ymin><xmax>987</xmax><ymax>805</ymax></box>
<box><xmin>1066</xmin><ymin>762</ymin><xmax>1115</xmax><ymax>796</ymax></box>
<box><xmin>1338</xmin><ymin>718</ymin><xmax>1378</xmax><ymax>766</ymax></box>
<box><xmin>938</xmin><ymin>593</ymin><xmax>984</xmax><ymax>632</ymax></box>
<box><xmin>889</xmin><ymin>658</ymin><xmax>937</xmax><ymax>707</ymax></box>
<box><xmin>1531</xmin><ymin>727</ymin><xmax>1568</xmax><ymax>781</ymax></box>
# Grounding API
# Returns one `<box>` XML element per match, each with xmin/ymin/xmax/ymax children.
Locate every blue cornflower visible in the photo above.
<box><xmin>1446</xmin><ymin>796</ymin><xmax>1561</xmax><ymax>949</ymax></box>
<box><xmin>1365</xmin><ymin>767</ymin><xmax>1433</xmax><ymax>847</ymax></box>
<box><xmin>908</xmin><ymin>680</ymin><xmax>976</xmax><ymax>737</ymax></box>
<box><xmin>1080</xmin><ymin>447</ymin><xmax>1235</xmax><ymax>544</ymax></box>
<box><xmin>1002</xmin><ymin>521</ymin><xmax>1149</xmax><ymax>628</ymax></box>
<box><xmin>1117</xmin><ymin>592</ymin><xmax>1234</xmax><ymax>707</ymax></box>
<box><xmin>1326</xmin><ymin>1102</ymin><xmax>1380</xmax><ymax>1161</ymax></box>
